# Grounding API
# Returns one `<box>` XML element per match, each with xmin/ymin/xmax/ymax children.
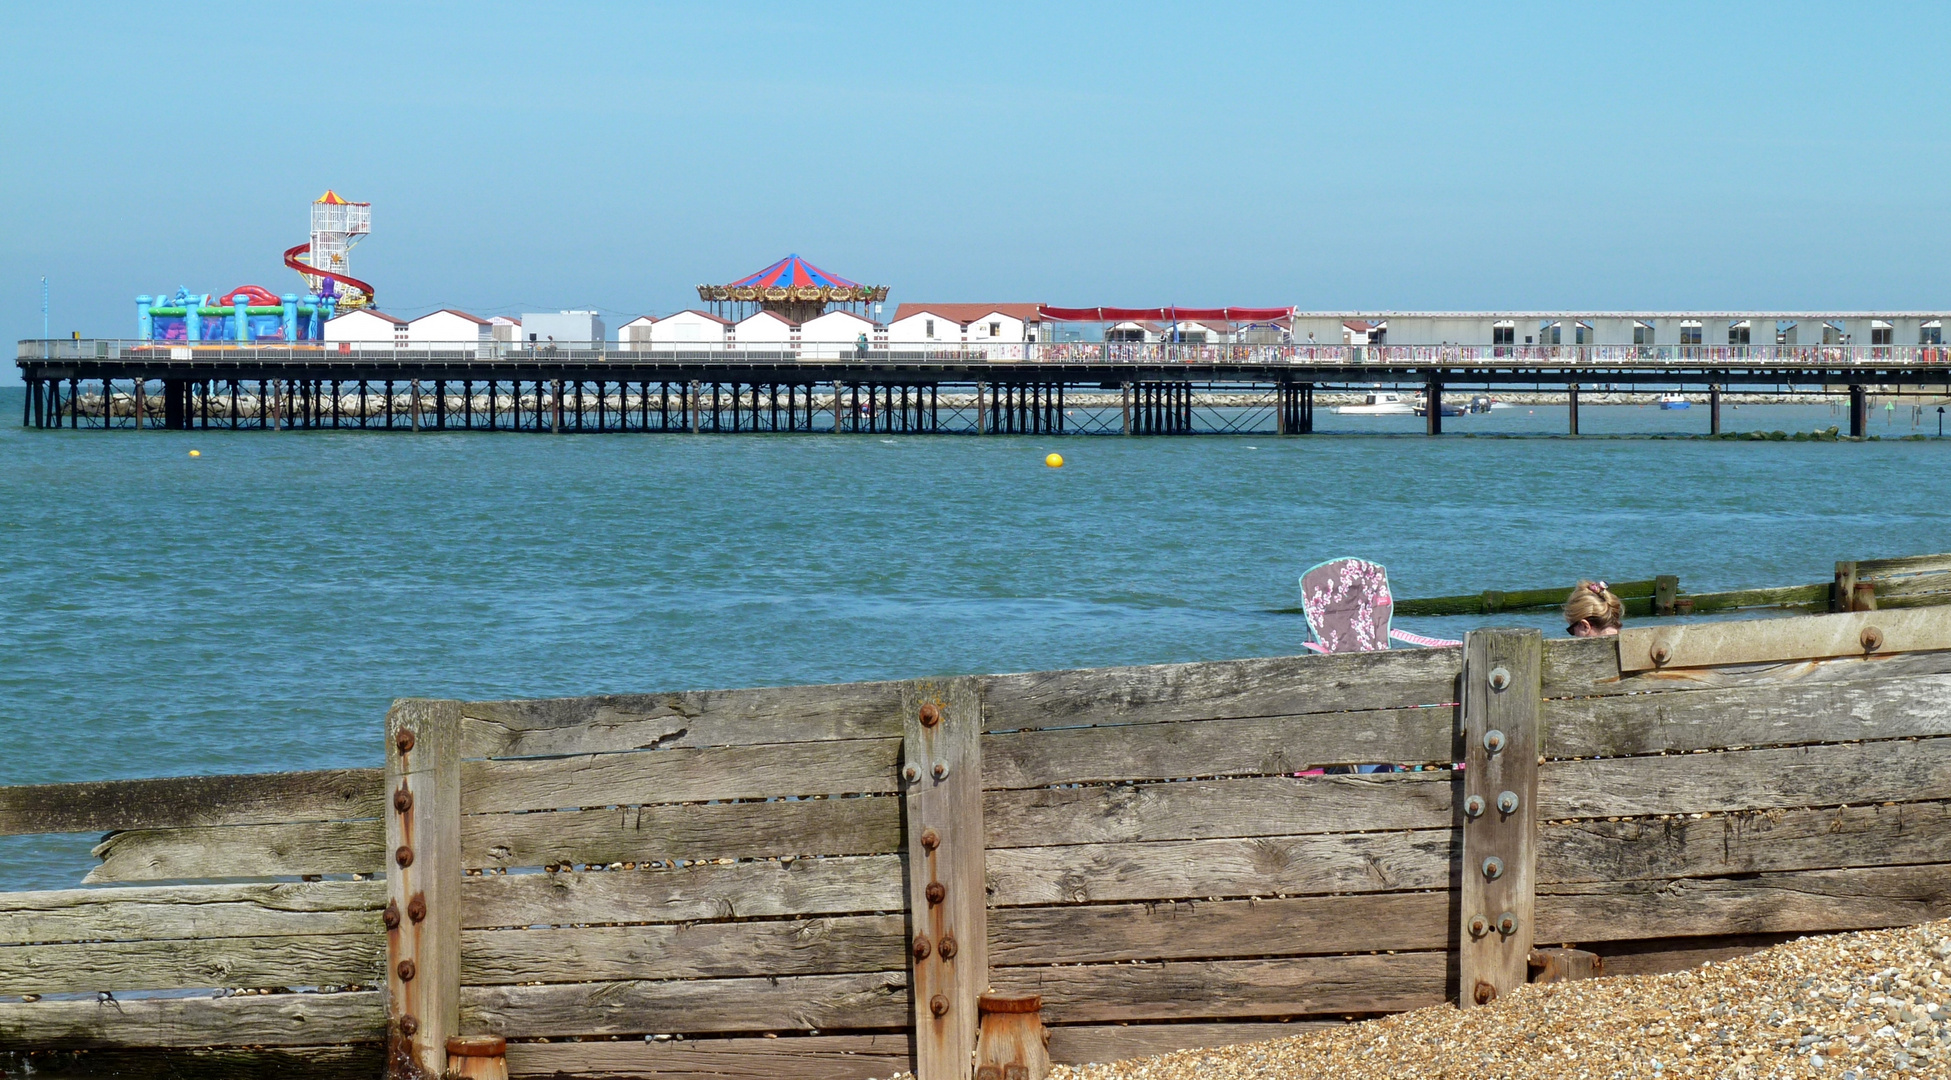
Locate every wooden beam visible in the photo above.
<box><xmin>904</xmin><ymin>677</ymin><xmax>986</xmax><ymax>1080</ymax></box>
<box><xmin>1458</xmin><ymin>627</ymin><xmax>1541</xmax><ymax>1008</ymax></box>
<box><xmin>385</xmin><ymin>700</ymin><xmax>462</xmax><ymax>1079</ymax></box>
<box><xmin>1618</xmin><ymin>607</ymin><xmax>1951</xmax><ymax>672</ymax></box>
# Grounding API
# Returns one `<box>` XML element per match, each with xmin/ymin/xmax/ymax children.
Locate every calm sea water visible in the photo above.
<box><xmin>2</xmin><ymin>385</ymin><xmax>1947</xmax><ymax>888</ymax></box>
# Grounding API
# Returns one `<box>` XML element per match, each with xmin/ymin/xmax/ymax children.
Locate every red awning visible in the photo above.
<box><xmin>1038</xmin><ymin>306</ymin><xmax>1294</xmax><ymax>323</ymax></box>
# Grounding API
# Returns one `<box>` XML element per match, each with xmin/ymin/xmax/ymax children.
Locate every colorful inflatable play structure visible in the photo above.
<box><xmin>135</xmin><ymin>191</ymin><xmax>373</xmax><ymax>343</ymax></box>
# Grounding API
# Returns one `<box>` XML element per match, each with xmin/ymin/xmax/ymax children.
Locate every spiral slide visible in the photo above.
<box><xmin>284</xmin><ymin>243</ymin><xmax>376</xmax><ymax>307</ymax></box>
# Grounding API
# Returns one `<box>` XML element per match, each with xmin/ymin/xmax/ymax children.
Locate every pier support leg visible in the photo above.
<box><xmin>1709</xmin><ymin>385</ymin><xmax>1721</xmax><ymax>435</ymax></box>
<box><xmin>163</xmin><ymin>379</ymin><xmax>187</xmax><ymax>430</ymax></box>
<box><xmin>1426</xmin><ymin>378</ymin><xmax>1443</xmax><ymax>435</ymax></box>
<box><xmin>551</xmin><ymin>380</ymin><xmax>563</xmax><ymax>434</ymax></box>
<box><xmin>1849</xmin><ymin>384</ymin><xmax>1867</xmax><ymax>437</ymax></box>
<box><xmin>1567</xmin><ymin>384</ymin><xmax>1579</xmax><ymax>436</ymax></box>
<box><xmin>1302</xmin><ymin>383</ymin><xmax>1314</xmax><ymax>434</ymax></box>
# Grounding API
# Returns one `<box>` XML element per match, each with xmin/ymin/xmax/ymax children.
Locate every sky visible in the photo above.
<box><xmin>2</xmin><ymin>1</ymin><xmax>1947</xmax><ymax>376</ymax></box>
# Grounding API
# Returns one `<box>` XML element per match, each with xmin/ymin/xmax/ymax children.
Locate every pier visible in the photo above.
<box><xmin>17</xmin><ymin>339</ymin><xmax>1951</xmax><ymax>438</ymax></box>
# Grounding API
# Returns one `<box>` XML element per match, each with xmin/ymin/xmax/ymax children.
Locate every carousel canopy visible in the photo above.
<box><xmin>699</xmin><ymin>255</ymin><xmax>888</xmax><ymax>305</ymax></box>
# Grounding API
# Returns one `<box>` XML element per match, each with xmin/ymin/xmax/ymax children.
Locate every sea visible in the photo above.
<box><xmin>2</xmin><ymin>386</ymin><xmax>1947</xmax><ymax>890</ymax></box>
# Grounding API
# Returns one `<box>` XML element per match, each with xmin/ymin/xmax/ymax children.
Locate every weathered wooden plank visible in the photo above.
<box><xmin>86</xmin><ymin>820</ymin><xmax>384</xmax><ymax>883</ymax></box>
<box><xmin>1459</xmin><ymin>628</ymin><xmax>1541</xmax><ymax>1009</ymax></box>
<box><xmin>0</xmin><ymin>1044</ymin><xmax>384</xmax><ymax>1080</ymax></box>
<box><xmin>458</xmin><ymin>680</ymin><xmax>909</xmax><ymax>759</ymax></box>
<box><xmin>461</xmin><ymin>738</ymin><xmax>901</xmax><ymax>815</ymax></box>
<box><xmin>458</xmin><ymin>794</ymin><xmax>903</xmax><ymax>870</ymax></box>
<box><xmin>1046</xmin><ymin>1022</ymin><xmax>1341</xmax><ymax>1065</ymax></box>
<box><xmin>985</xmin><ymin>830</ymin><xmax>1455</xmax><ymax>907</ymax></box>
<box><xmin>989</xmin><ymin>953</ymin><xmax>1447</xmax><ymax>1023</ymax></box>
<box><xmin>0</xmin><ymin>769</ymin><xmax>383</xmax><ymax>837</ymax></box>
<box><xmin>386</xmin><ymin>697</ymin><xmax>462</xmax><ymax>1078</ymax></box>
<box><xmin>460</xmin><ymin>855</ymin><xmax>906</xmax><ymax>929</ymax></box>
<box><xmin>984</xmin><ymin>772</ymin><xmax>1452</xmax><ymax>849</ymax></box>
<box><xmin>1539</xmin><ymin>801</ymin><xmax>1951</xmax><ymax>884</ymax></box>
<box><xmin>459</xmin><ymin>971</ymin><xmax>909</xmax><ymax>1038</ymax></box>
<box><xmin>1856</xmin><ymin>552</ymin><xmax>1951</xmax><ymax>579</ymax></box>
<box><xmin>980</xmin><ymin>707</ymin><xmax>1456</xmax><ymax>790</ymax></box>
<box><xmin>979</xmin><ymin>648</ymin><xmax>1462</xmax><ymax>734</ymax></box>
<box><xmin>0</xmin><ymin>880</ymin><xmax>383</xmax><ymax>945</ymax></box>
<box><xmin>1542</xmin><ymin>634</ymin><xmax>1951</xmax><ymax>700</ymax></box>
<box><xmin>503</xmin><ymin>1034</ymin><xmax>913</xmax><ymax>1080</ymax></box>
<box><xmin>902</xmin><ymin>677</ymin><xmax>986</xmax><ymax>1080</ymax></box>
<box><xmin>459</xmin><ymin>915</ymin><xmax>906</xmax><ymax>984</ymax></box>
<box><xmin>989</xmin><ymin>892</ymin><xmax>1451</xmax><ymax>966</ymax></box>
<box><xmin>0</xmin><ymin>933</ymin><xmax>382</xmax><ymax>996</ymax></box>
<box><xmin>0</xmin><ymin>990</ymin><xmax>383</xmax><ymax>1049</ymax></box>
<box><xmin>1543</xmin><ymin>672</ymin><xmax>1951</xmax><ymax>758</ymax></box>
<box><xmin>1391</xmin><ymin>579</ymin><xmax>1660</xmax><ymax>617</ymax></box>
<box><xmin>1537</xmin><ymin>736</ymin><xmax>1951</xmax><ymax>819</ymax></box>
<box><xmin>1619</xmin><ymin>608</ymin><xmax>1951</xmax><ymax>673</ymax></box>
<box><xmin>1536</xmin><ymin>864</ymin><xmax>1951</xmax><ymax>943</ymax></box>
<box><xmin>1583</xmin><ymin>933</ymin><xmax>1805</xmax><ymax>978</ymax></box>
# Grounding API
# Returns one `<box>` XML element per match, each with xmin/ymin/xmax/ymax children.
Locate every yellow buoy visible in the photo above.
<box><xmin>1045</xmin><ymin>453</ymin><xmax>1064</xmax><ymax>468</ymax></box>
<box><xmin>188</xmin><ymin>450</ymin><xmax>201</xmax><ymax>457</ymax></box>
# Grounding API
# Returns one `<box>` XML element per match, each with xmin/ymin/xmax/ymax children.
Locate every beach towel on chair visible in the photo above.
<box><xmin>1299</xmin><ymin>557</ymin><xmax>1461</xmax><ymax>653</ymax></box>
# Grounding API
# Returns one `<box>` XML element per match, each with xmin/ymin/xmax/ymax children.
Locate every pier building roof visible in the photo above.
<box><xmin>891</xmin><ymin>303</ymin><xmax>1043</xmax><ymax>326</ymax></box>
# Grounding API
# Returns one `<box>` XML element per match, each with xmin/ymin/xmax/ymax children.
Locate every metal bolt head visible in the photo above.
<box><xmin>1488</xmin><ymin>666</ymin><xmax>1510</xmax><ymax>691</ymax></box>
<box><xmin>1496</xmin><ymin>790</ymin><xmax>1520</xmax><ymax>815</ymax></box>
<box><xmin>1481</xmin><ymin>856</ymin><xmax>1504</xmax><ymax>880</ymax></box>
<box><xmin>407</xmin><ymin>893</ymin><xmax>427</xmax><ymax>923</ymax></box>
<box><xmin>1474</xmin><ymin>982</ymin><xmax>1497</xmax><ymax>1005</ymax></box>
<box><xmin>395</xmin><ymin>730</ymin><xmax>416</xmax><ymax>755</ymax></box>
<box><xmin>393</xmin><ymin>787</ymin><xmax>413</xmax><ymax>813</ymax></box>
<box><xmin>1862</xmin><ymin>626</ymin><xmax>1884</xmax><ymax>652</ymax></box>
<box><xmin>1482</xmin><ymin>729</ymin><xmax>1506</xmax><ymax>754</ymax></box>
<box><xmin>1496</xmin><ymin>912</ymin><xmax>1518</xmax><ymax>936</ymax></box>
<box><xmin>382</xmin><ymin>901</ymin><xmax>401</xmax><ymax>930</ymax></box>
<box><xmin>1468</xmin><ymin>913</ymin><xmax>1489</xmax><ymax>938</ymax></box>
<box><xmin>400</xmin><ymin>1015</ymin><xmax>418</xmax><ymax>1037</ymax></box>
<box><xmin>394</xmin><ymin>845</ymin><xmax>414</xmax><ymax>869</ymax></box>
<box><xmin>939</xmin><ymin>934</ymin><xmax>958</xmax><ymax>959</ymax></box>
<box><xmin>902</xmin><ymin>763</ymin><xmax>921</xmax><ymax>784</ymax></box>
<box><xmin>397</xmin><ymin>959</ymin><xmax>416</xmax><ymax>982</ymax></box>
<box><xmin>932</xmin><ymin>762</ymin><xmax>950</xmax><ymax>780</ymax></box>
<box><xmin>925</xmin><ymin>881</ymin><xmax>946</xmax><ymax>905</ymax></box>
<box><xmin>1463</xmin><ymin>795</ymin><xmax>1486</xmax><ymax>818</ymax></box>
<box><xmin>920</xmin><ymin>828</ymin><xmax>940</xmax><ymax>851</ymax></box>
<box><xmin>930</xmin><ymin>994</ymin><xmax>950</xmax><ymax>1017</ymax></box>
<box><xmin>919</xmin><ymin>703</ymin><xmax>942</xmax><ymax>728</ymax></box>
<box><xmin>1650</xmin><ymin>644</ymin><xmax>1672</xmax><ymax>666</ymax></box>
<box><xmin>912</xmin><ymin>934</ymin><xmax>932</xmax><ymax>960</ymax></box>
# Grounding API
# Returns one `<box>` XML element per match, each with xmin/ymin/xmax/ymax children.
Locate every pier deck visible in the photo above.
<box><xmin>18</xmin><ymin>341</ymin><xmax>1951</xmax><ymax>437</ymax></box>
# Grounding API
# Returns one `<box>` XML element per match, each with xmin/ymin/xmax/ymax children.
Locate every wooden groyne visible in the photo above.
<box><xmin>3</xmin><ymin>608</ymin><xmax>1951</xmax><ymax>1079</ymax></box>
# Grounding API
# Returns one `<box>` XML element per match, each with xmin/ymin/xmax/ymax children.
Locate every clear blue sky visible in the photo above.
<box><xmin>3</xmin><ymin>1</ymin><xmax>1946</xmax><ymax>372</ymax></box>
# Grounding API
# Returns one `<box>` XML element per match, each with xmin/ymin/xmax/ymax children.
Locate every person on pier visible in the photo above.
<box><xmin>1564</xmin><ymin>580</ymin><xmax>1623</xmax><ymax>637</ymax></box>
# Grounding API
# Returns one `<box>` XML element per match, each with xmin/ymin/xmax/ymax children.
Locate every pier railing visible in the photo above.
<box><xmin>20</xmin><ymin>338</ymin><xmax>1951</xmax><ymax>368</ymax></box>
<box><xmin>4</xmin><ymin>607</ymin><xmax>1951</xmax><ymax>1079</ymax></box>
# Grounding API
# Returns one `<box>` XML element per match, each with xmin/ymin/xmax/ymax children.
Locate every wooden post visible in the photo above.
<box><xmin>1458</xmin><ymin>628</ymin><xmax>1541</xmax><ymax>1008</ymax></box>
<box><xmin>385</xmin><ymin>699</ymin><xmax>462</xmax><ymax>1080</ymax></box>
<box><xmin>1849</xmin><ymin>385</ymin><xmax>1867</xmax><ymax>437</ymax></box>
<box><xmin>903</xmin><ymin>677</ymin><xmax>987</xmax><ymax>1080</ymax></box>
<box><xmin>1120</xmin><ymin>382</ymin><xmax>1131</xmax><ymax>435</ymax></box>
<box><xmin>1834</xmin><ymin>561</ymin><xmax>1859</xmax><ymax>613</ymax></box>
<box><xmin>1276</xmin><ymin>381</ymin><xmax>1288</xmax><ymax>436</ymax></box>
<box><xmin>1425</xmin><ymin>376</ymin><xmax>1442</xmax><ymax>435</ymax></box>
<box><xmin>551</xmin><ymin>380</ymin><xmax>563</xmax><ymax>434</ymax></box>
<box><xmin>1709</xmin><ymin>384</ymin><xmax>1721</xmax><ymax>435</ymax></box>
<box><xmin>1567</xmin><ymin>383</ymin><xmax>1579</xmax><ymax>436</ymax></box>
<box><xmin>975</xmin><ymin>994</ymin><xmax>1049</xmax><ymax>1080</ymax></box>
<box><xmin>831</xmin><ymin>380</ymin><xmax>842</xmax><ymax>433</ymax></box>
<box><xmin>133</xmin><ymin>378</ymin><xmax>145</xmax><ymax>430</ymax></box>
<box><xmin>1654</xmin><ymin>575</ymin><xmax>1679</xmax><ymax>617</ymax></box>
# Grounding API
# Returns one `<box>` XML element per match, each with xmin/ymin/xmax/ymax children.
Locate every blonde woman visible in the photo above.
<box><xmin>1564</xmin><ymin>580</ymin><xmax>1623</xmax><ymax>637</ymax></box>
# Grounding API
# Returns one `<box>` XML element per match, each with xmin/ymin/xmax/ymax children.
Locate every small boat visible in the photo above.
<box><xmin>1413</xmin><ymin>397</ymin><xmax>1466</xmax><ymax>418</ymax></box>
<box><xmin>1336</xmin><ymin>392</ymin><xmax>1414</xmax><ymax>415</ymax></box>
<box><xmin>1660</xmin><ymin>394</ymin><xmax>1691</xmax><ymax>410</ymax></box>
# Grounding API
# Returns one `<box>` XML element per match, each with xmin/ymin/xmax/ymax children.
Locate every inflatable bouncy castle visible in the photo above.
<box><xmin>137</xmin><ymin>286</ymin><xmax>334</xmax><ymax>343</ymax></box>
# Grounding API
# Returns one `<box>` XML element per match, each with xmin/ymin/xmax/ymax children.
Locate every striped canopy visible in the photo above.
<box><xmin>731</xmin><ymin>255</ymin><xmax>860</xmax><ymax>291</ymax></box>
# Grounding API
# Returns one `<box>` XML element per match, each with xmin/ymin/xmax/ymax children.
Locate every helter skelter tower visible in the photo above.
<box><xmin>284</xmin><ymin>190</ymin><xmax>375</xmax><ymax>309</ymax></box>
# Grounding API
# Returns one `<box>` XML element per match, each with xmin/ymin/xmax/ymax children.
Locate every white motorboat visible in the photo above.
<box><xmin>1335</xmin><ymin>392</ymin><xmax>1415</xmax><ymax>415</ymax></box>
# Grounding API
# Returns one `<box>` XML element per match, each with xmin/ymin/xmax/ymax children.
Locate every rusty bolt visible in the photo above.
<box><xmin>1463</xmin><ymin>795</ymin><xmax>1485</xmax><ymax>818</ymax></box>
<box><xmin>1474</xmin><ymin>982</ymin><xmax>1497</xmax><ymax>1006</ymax></box>
<box><xmin>920</xmin><ymin>828</ymin><xmax>940</xmax><ymax>851</ymax></box>
<box><xmin>932</xmin><ymin>762</ymin><xmax>950</xmax><ymax>780</ymax></box>
<box><xmin>407</xmin><ymin>893</ymin><xmax>427</xmax><ymax>923</ymax></box>
<box><xmin>1496</xmin><ymin>790</ymin><xmax>1520</xmax><ymax>815</ymax></box>
<box><xmin>1482</xmin><ymin>729</ymin><xmax>1506</xmax><ymax>754</ymax></box>
<box><xmin>1467</xmin><ymin>913</ymin><xmax>1489</xmax><ymax>938</ymax></box>
<box><xmin>912</xmin><ymin>934</ymin><xmax>932</xmax><ymax>960</ymax></box>
<box><xmin>919</xmin><ymin>703</ymin><xmax>942</xmax><ymax>728</ymax></box>
<box><xmin>382</xmin><ymin>900</ymin><xmax>401</xmax><ymax>929</ymax></box>
<box><xmin>1862</xmin><ymin>626</ymin><xmax>1884</xmax><ymax>652</ymax></box>
<box><xmin>400</xmin><ymin>1015</ymin><xmax>419</xmax><ymax>1036</ymax></box>
<box><xmin>939</xmin><ymin>934</ymin><xmax>958</xmax><ymax>959</ymax></box>
<box><xmin>930</xmin><ymin>994</ymin><xmax>950</xmax><ymax>1017</ymax></box>
<box><xmin>393</xmin><ymin>787</ymin><xmax>413</xmax><ymax>813</ymax></box>
<box><xmin>1487</xmin><ymin>666</ymin><xmax>1510</xmax><ymax>691</ymax></box>
<box><xmin>397</xmin><ymin>959</ymin><xmax>416</xmax><ymax>982</ymax></box>
<box><xmin>395</xmin><ymin>845</ymin><xmax>414</xmax><ymax>868</ymax></box>
<box><xmin>395</xmin><ymin>729</ymin><xmax>416</xmax><ymax>755</ymax></box>
<box><xmin>926</xmin><ymin>881</ymin><xmax>946</xmax><ymax>905</ymax></box>
<box><xmin>1481</xmin><ymin>856</ymin><xmax>1504</xmax><ymax>880</ymax></box>
<box><xmin>902</xmin><ymin>764</ymin><xmax>921</xmax><ymax>784</ymax></box>
<box><xmin>1650</xmin><ymin>643</ymin><xmax>1672</xmax><ymax>666</ymax></box>
<box><xmin>1496</xmin><ymin>911</ymin><xmax>1518</xmax><ymax>936</ymax></box>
